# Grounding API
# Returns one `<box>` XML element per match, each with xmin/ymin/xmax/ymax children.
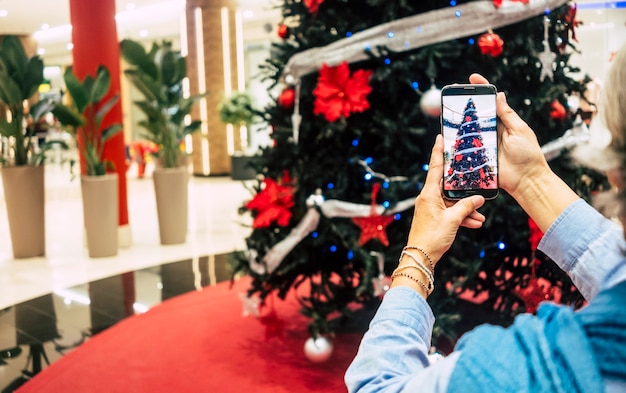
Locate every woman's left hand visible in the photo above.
<box><xmin>405</xmin><ymin>134</ymin><xmax>486</xmax><ymax>266</ymax></box>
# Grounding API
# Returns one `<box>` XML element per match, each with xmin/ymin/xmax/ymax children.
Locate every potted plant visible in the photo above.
<box><xmin>120</xmin><ymin>39</ymin><xmax>204</xmax><ymax>245</ymax></box>
<box><xmin>0</xmin><ymin>35</ymin><xmax>57</xmax><ymax>258</ymax></box>
<box><xmin>218</xmin><ymin>91</ymin><xmax>263</xmax><ymax>180</ymax></box>
<box><xmin>52</xmin><ymin>65</ymin><xmax>122</xmax><ymax>257</ymax></box>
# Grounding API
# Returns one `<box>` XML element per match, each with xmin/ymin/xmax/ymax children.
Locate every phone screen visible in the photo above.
<box><xmin>441</xmin><ymin>84</ymin><xmax>498</xmax><ymax>200</ymax></box>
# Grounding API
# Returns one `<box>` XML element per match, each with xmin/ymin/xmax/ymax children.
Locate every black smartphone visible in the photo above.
<box><xmin>441</xmin><ymin>84</ymin><xmax>498</xmax><ymax>200</ymax></box>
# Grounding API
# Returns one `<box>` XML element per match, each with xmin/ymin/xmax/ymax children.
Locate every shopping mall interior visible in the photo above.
<box><xmin>0</xmin><ymin>0</ymin><xmax>624</xmax><ymax>391</ymax></box>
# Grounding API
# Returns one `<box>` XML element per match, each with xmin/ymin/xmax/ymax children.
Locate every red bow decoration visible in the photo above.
<box><xmin>246</xmin><ymin>173</ymin><xmax>295</xmax><ymax>228</ymax></box>
<box><xmin>313</xmin><ymin>62</ymin><xmax>373</xmax><ymax>122</ymax></box>
<box><xmin>351</xmin><ymin>183</ymin><xmax>395</xmax><ymax>246</ymax></box>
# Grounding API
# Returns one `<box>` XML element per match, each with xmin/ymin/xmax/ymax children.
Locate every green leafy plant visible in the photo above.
<box><xmin>0</xmin><ymin>35</ymin><xmax>57</xmax><ymax>166</ymax></box>
<box><xmin>218</xmin><ymin>91</ymin><xmax>260</xmax><ymax>126</ymax></box>
<box><xmin>52</xmin><ymin>65</ymin><xmax>122</xmax><ymax>176</ymax></box>
<box><xmin>120</xmin><ymin>39</ymin><xmax>204</xmax><ymax>168</ymax></box>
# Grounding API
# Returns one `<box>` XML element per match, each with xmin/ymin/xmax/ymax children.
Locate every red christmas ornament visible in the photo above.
<box><xmin>492</xmin><ymin>0</ymin><xmax>529</xmax><ymax>8</ymax></box>
<box><xmin>472</xmin><ymin>138</ymin><xmax>483</xmax><ymax>148</ymax></box>
<box><xmin>278</xmin><ymin>87</ymin><xmax>295</xmax><ymax>110</ymax></box>
<box><xmin>313</xmin><ymin>61</ymin><xmax>373</xmax><ymax>122</ymax></box>
<box><xmin>550</xmin><ymin>100</ymin><xmax>567</xmax><ymax>122</ymax></box>
<box><xmin>304</xmin><ymin>0</ymin><xmax>324</xmax><ymax>13</ymax></box>
<box><xmin>448</xmin><ymin>167</ymin><xmax>454</xmax><ymax>175</ymax></box>
<box><xmin>277</xmin><ymin>23</ymin><xmax>289</xmax><ymax>39</ymax></box>
<box><xmin>478</xmin><ymin>32</ymin><xmax>504</xmax><ymax>57</ymax></box>
<box><xmin>455</xmin><ymin>154</ymin><xmax>462</xmax><ymax>162</ymax></box>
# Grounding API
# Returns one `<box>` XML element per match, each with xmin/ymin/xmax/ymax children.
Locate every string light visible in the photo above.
<box><xmin>352</xmin><ymin>139</ymin><xmax>359</xmax><ymax>147</ymax></box>
<box><xmin>326</xmin><ymin>182</ymin><xmax>334</xmax><ymax>189</ymax></box>
<box><xmin>411</xmin><ymin>81</ymin><xmax>419</xmax><ymax>89</ymax></box>
<box><xmin>422</xmin><ymin>164</ymin><xmax>429</xmax><ymax>171</ymax></box>
<box><xmin>347</xmin><ymin>250</ymin><xmax>354</xmax><ymax>260</ymax></box>
<box><xmin>382</xmin><ymin>201</ymin><xmax>390</xmax><ymax>208</ymax></box>
<box><xmin>455</xmin><ymin>10</ymin><xmax>462</xmax><ymax>17</ymax></box>
<box><xmin>468</xmin><ymin>38</ymin><xmax>475</xmax><ymax>45</ymax></box>
<box><xmin>346</xmin><ymin>31</ymin><xmax>353</xmax><ymax>37</ymax></box>
<box><xmin>330</xmin><ymin>245</ymin><xmax>337</xmax><ymax>252</ymax></box>
<box><xmin>354</xmin><ymin>158</ymin><xmax>409</xmax><ymax>183</ymax></box>
<box><xmin>394</xmin><ymin>213</ymin><xmax>401</xmax><ymax>220</ymax></box>
<box><xmin>382</xmin><ymin>181</ymin><xmax>390</xmax><ymax>189</ymax></box>
<box><xmin>384</xmin><ymin>58</ymin><xmax>391</xmax><ymax>65</ymax></box>
<box><xmin>387</xmin><ymin>31</ymin><xmax>395</xmax><ymax>38</ymax></box>
<box><xmin>311</xmin><ymin>231</ymin><xmax>319</xmax><ymax>238</ymax></box>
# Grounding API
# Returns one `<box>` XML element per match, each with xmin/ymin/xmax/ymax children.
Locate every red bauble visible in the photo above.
<box><xmin>277</xmin><ymin>24</ymin><xmax>289</xmax><ymax>39</ymax></box>
<box><xmin>478</xmin><ymin>32</ymin><xmax>504</xmax><ymax>57</ymax></box>
<box><xmin>550</xmin><ymin>100</ymin><xmax>567</xmax><ymax>122</ymax></box>
<box><xmin>278</xmin><ymin>87</ymin><xmax>295</xmax><ymax>110</ymax></box>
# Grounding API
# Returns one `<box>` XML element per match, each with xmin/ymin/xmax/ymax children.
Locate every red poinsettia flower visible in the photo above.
<box><xmin>304</xmin><ymin>0</ymin><xmax>324</xmax><ymax>14</ymax></box>
<box><xmin>472</xmin><ymin>138</ymin><xmax>483</xmax><ymax>148</ymax></box>
<box><xmin>313</xmin><ymin>62</ymin><xmax>373</xmax><ymax>122</ymax></box>
<box><xmin>246</xmin><ymin>177</ymin><xmax>295</xmax><ymax>228</ymax></box>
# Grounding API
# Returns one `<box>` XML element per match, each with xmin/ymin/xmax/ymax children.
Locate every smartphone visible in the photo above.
<box><xmin>441</xmin><ymin>84</ymin><xmax>498</xmax><ymax>200</ymax></box>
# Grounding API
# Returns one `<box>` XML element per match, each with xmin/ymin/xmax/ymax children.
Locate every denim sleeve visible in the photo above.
<box><xmin>345</xmin><ymin>286</ymin><xmax>458</xmax><ymax>393</ymax></box>
<box><xmin>538</xmin><ymin>199</ymin><xmax>626</xmax><ymax>300</ymax></box>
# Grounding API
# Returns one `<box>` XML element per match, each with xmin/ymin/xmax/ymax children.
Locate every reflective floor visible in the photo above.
<box><xmin>0</xmin><ymin>162</ymin><xmax>253</xmax><ymax>391</ymax></box>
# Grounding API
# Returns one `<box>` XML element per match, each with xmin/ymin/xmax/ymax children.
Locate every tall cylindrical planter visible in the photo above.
<box><xmin>153</xmin><ymin>166</ymin><xmax>188</xmax><ymax>245</ymax></box>
<box><xmin>81</xmin><ymin>174</ymin><xmax>118</xmax><ymax>258</ymax></box>
<box><xmin>1</xmin><ymin>165</ymin><xmax>45</xmax><ymax>258</ymax></box>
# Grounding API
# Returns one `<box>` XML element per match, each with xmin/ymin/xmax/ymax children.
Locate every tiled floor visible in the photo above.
<box><xmin>0</xmin><ymin>162</ymin><xmax>254</xmax><ymax>389</ymax></box>
<box><xmin>0</xmin><ymin>162</ymin><xmax>253</xmax><ymax>310</ymax></box>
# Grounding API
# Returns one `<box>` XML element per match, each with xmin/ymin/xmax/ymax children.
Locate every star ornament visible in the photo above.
<box><xmin>313</xmin><ymin>62</ymin><xmax>373</xmax><ymax>122</ymax></box>
<box><xmin>352</xmin><ymin>214</ymin><xmax>395</xmax><ymax>246</ymax></box>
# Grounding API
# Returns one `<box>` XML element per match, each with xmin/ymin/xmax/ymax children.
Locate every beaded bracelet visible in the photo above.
<box><xmin>391</xmin><ymin>268</ymin><xmax>434</xmax><ymax>296</ymax></box>
<box><xmin>399</xmin><ymin>251</ymin><xmax>434</xmax><ymax>283</ymax></box>
<box><xmin>403</xmin><ymin>246</ymin><xmax>435</xmax><ymax>271</ymax></box>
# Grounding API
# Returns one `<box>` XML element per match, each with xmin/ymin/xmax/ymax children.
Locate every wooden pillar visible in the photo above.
<box><xmin>68</xmin><ymin>0</ymin><xmax>131</xmax><ymax>245</ymax></box>
<box><xmin>186</xmin><ymin>0</ymin><xmax>242</xmax><ymax>176</ymax></box>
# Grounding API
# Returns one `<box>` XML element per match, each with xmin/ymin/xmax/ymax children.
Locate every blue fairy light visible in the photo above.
<box><xmin>346</xmin><ymin>31</ymin><xmax>353</xmax><ymax>37</ymax></box>
<box><xmin>468</xmin><ymin>38</ymin><xmax>475</xmax><ymax>45</ymax></box>
<box><xmin>330</xmin><ymin>245</ymin><xmax>337</xmax><ymax>252</ymax></box>
<box><xmin>311</xmin><ymin>231</ymin><xmax>319</xmax><ymax>239</ymax></box>
<box><xmin>364</xmin><ymin>173</ymin><xmax>373</xmax><ymax>180</ymax></box>
<box><xmin>384</xmin><ymin>58</ymin><xmax>391</xmax><ymax>65</ymax></box>
<box><xmin>455</xmin><ymin>10</ymin><xmax>462</xmax><ymax>17</ymax></box>
<box><xmin>498</xmin><ymin>242</ymin><xmax>506</xmax><ymax>250</ymax></box>
<box><xmin>422</xmin><ymin>164</ymin><xmax>429</xmax><ymax>171</ymax></box>
<box><xmin>479</xmin><ymin>250</ymin><xmax>486</xmax><ymax>258</ymax></box>
<box><xmin>394</xmin><ymin>213</ymin><xmax>401</xmax><ymax>220</ymax></box>
<box><xmin>411</xmin><ymin>81</ymin><xmax>419</xmax><ymax>90</ymax></box>
<box><xmin>347</xmin><ymin>250</ymin><xmax>354</xmax><ymax>260</ymax></box>
<box><xmin>382</xmin><ymin>201</ymin><xmax>390</xmax><ymax>208</ymax></box>
<box><xmin>387</xmin><ymin>31</ymin><xmax>395</xmax><ymax>38</ymax></box>
<box><xmin>352</xmin><ymin>139</ymin><xmax>359</xmax><ymax>147</ymax></box>
<box><xmin>544</xmin><ymin>8</ymin><xmax>551</xmax><ymax>15</ymax></box>
<box><xmin>382</xmin><ymin>181</ymin><xmax>390</xmax><ymax>189</ymax></box>
<box><xmin>326</xmin><ymin>182</ymin><xmax>334</xmax><ymax>189</ymax></box>
<box><xmin>364</xmin><ymin>157</ymin><xmax>373</xmax><ymax>164</ymax></box>
<box><xmin>416</xmin><ymin>27</ymin><xmax>423</xmax><ymax>33</ymax></box>
<box><xmin>450</xmin><ymin>0</ymin><xmax>457</xmax><ymax>5</ymax></box>
<box><xmin>365</xmin><ymin>45</ymin><xmax>371</xmax><ymax>51</ymax></box>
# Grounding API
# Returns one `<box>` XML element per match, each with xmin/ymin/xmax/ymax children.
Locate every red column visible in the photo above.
<box><xmin>68</xmin><ymin>0</ymin><xmax>129</xmax><ymax>229</ymax></box>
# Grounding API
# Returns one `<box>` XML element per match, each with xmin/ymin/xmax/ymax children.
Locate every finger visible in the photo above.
<box><xmin>469</xmin><ymin>73</ymin><xmax>490</xmax><ymax>84</ymax></box>
<box><xmin>460</xmin><ymin>216</ymin><xmax>486</xmax><ymax>229</ymax></box>
<box><xmin>424</xmin><ymin>134</ymin><xmax>445</xmax><ymax>189</ymax></box>
<box><xmin>496</xmin><ymin>92</ymin><xmax>530</xmax><ymax>133</ymax></box>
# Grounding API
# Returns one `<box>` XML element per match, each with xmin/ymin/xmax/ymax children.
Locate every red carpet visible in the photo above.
<box><xmin>17</xmin><ymin>278</ymin><xmax>363</xmax><ymax>392</ymax></box>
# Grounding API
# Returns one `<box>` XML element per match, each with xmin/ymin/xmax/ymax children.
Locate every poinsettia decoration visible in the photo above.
<box><xmin>313</xmin><ymin>61</ymin><xmax>373</xmax><ymax>122</ymax></box>
<box><xmin>304</xmin><ymin>0</ymin><xmax>324</xmax><ymax>14</ymax></box>
<box><xmin>246</xmin><ymin>173</ymin><xmax>295</xmax><ymax>228</ymax></box>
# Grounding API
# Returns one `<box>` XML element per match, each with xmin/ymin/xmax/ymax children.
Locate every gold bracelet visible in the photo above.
<box><xmin>404</xmin><ymin>246</ymin><xmax>435</xmax><ymax>271</ymax></box>
<box><xmin>392</xmin><ymin>264</ymin><xmax>434</xmax><ymax>293</ymax></box>
<box><xmin>391</xmin><ymin>270</ymin><xmax>434</xmax><ymax>295</ymax></box>
<box><xmin>400</xmin><ymin>250</ymin><xmax>434</xmax><ymax>281</ymax></box>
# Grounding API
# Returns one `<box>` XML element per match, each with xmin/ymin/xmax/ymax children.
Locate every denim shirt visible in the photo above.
<box><xmin>345</xmin><ymin>199</ymin><xmax>626</xmax><ymax>392</ymax></box>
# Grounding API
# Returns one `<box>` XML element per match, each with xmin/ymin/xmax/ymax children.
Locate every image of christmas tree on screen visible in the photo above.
<box><xmin>443</xmin><ymin>96</ymin><xmax>497</xmax><ymax>190</ymax></box>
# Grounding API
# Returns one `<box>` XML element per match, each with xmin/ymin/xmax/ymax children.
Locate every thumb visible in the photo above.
<box><xmin>448</xmin><ymin>195</ymin><xmax>485</xmax><ymax>223</ymax></box>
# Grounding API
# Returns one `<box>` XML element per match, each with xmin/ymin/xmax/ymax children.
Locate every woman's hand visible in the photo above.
<box><xmin>405</xmin><ymin>134</ymin><xmax>486</xmax><ymax>266</ymax></box>
<box><xmin>468</xmin><ymin>73</ymin><xmax>579</xmax><ymax>232</ymax></box>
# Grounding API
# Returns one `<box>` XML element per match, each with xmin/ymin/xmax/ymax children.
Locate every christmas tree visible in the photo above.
<box><xmin>234</xmin><ymin>0</ymin><xmax>608</xmax><ymax>348</ymax></box>
<box><xmin>444</xmin><ymin>97</ymin><xmax>497</xmax><ymax>191</ymax></box>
